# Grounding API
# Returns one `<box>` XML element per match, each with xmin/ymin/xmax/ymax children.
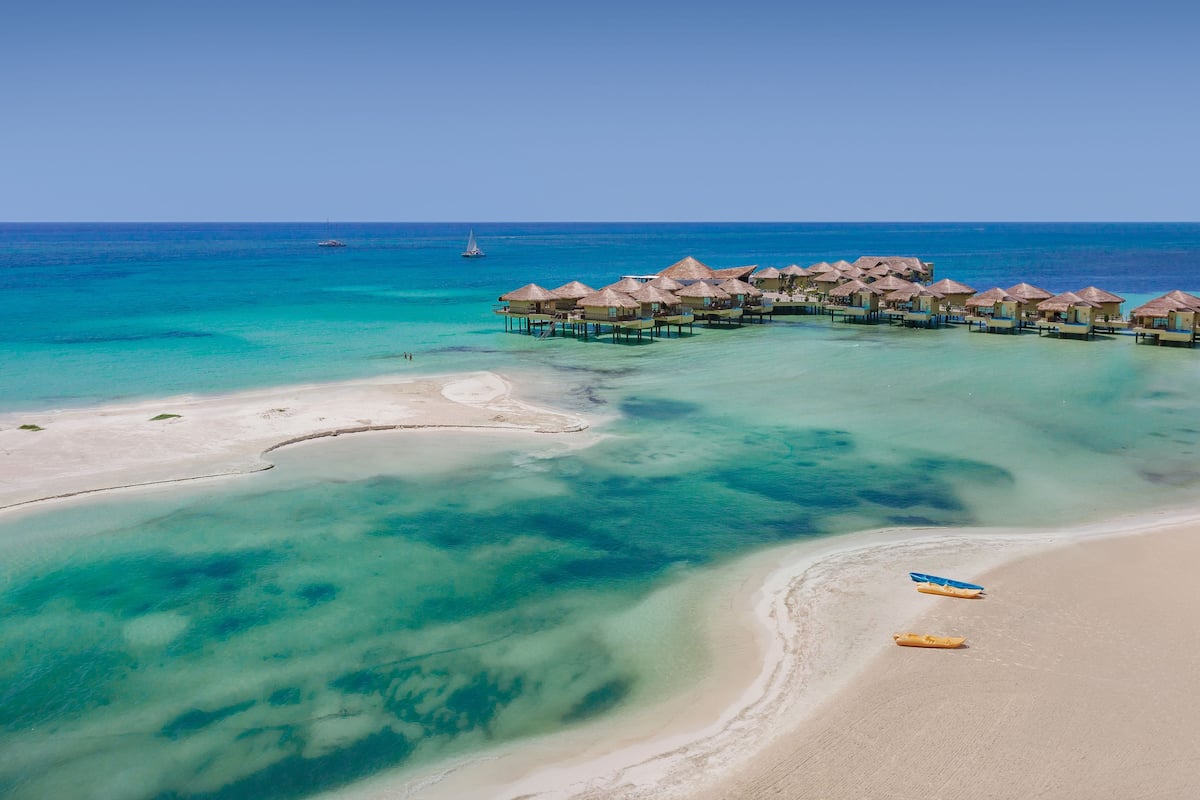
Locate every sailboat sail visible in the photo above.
<box><xmin>461</xmin><ymin>230</ymin><xmax>485</xmax><ymax>258</ymax></box>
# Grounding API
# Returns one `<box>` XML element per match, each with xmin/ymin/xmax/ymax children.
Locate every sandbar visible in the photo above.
<box><xmin>0</xmin><ymin>371</ymin><xmax>588</xmax><ymax>512</ymax></box>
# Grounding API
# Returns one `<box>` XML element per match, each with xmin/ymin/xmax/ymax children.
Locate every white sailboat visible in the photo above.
<box><xmin>461</xmin><ymin>230</ymin><xmax>485</xmax><ymax>258</ymax></box>
<box><xmin>318</xmin><ymin>219</ymin><xmax>346</xmax><ymax>247</ymax></box>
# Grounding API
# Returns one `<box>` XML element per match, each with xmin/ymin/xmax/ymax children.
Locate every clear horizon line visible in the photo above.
<box><xmin>4</xmin><ymin>219</ymin><xmax>1200</xmax><ymax>225</ymax></box>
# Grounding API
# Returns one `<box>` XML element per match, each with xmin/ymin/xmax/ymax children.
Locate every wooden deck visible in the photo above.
<box><xmin>966</xmin><ymin>315</ymin><xmax>1019</xmax><ymax>333</ymax></box>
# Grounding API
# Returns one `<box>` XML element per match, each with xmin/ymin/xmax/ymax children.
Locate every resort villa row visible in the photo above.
<box><xmin>495</xmin><ymin>256</ymin><xmax>1200</xmax><ymax>347</ymax></box>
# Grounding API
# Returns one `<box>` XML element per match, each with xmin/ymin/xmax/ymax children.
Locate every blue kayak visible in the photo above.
<box><xmin>909</xmin><ymin>572</ymin><xmax>985</xmax><ymax>591</ymax></box>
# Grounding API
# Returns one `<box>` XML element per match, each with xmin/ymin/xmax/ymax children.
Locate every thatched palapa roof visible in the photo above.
<box><xmin>830</xmin><ymin>260</ymin><xmax>855</xmax><ymax>271</ymax></box>
<box><xmin>887</xmin><ymin>286</ymin><xmax>944</xmax><ymax>302</ymax></box>
<box><xmin>1075</xmin><ymin>286</ymin><xmax>1126</xmax><ymax>305</ymax></box>
<box><xmin>1005</xmin><ymin>282</ymin><xmax>1054</xmax><ymax>302</ymax></box>
<box><xmin>828</xmin><ymin>279</ymin><xmax>882</xmax><ymax>298</ymax></box>
<box><xmin>604</xmin><ymin>276</ymin><xmax>646</xmax><ymax>293</ymax></box>
<box><xmin>807</xmin><ymin>261</ymin><xmax>836</xmax><ymax>274</ymax></box>
<box><xmin>659</xmin><ymin>256</ymin><xmax>715</xmax><ymax>280</ymax></box>
<box><xmin>712</xmin><ymin>265</ymin><xmax>757</xmax><ymax>281</ymax></box>
<box><xmin>576</xmin><ymin>288</ymin><xmax>640</xmax><ymax>309</ymax></box>
<box><xmin>1130</xmin><ymin>298</ymin><xmax>1176</xmax><ymax>318</ymax></box>
<box><xmin>927</xmin><ymin>278</ymin><xmax>977</xmax><ymax>296</ymax></box>
<box><xmin>1164</xmin><ymin>289</ymin><xmax>1200</xmax><ymax>308</ymax></box>
<box><xmin>780</xmin><ymin>265</ymin><xmax>810</xmax><ymax>277</ymax></box>
<box><xmin>965</xmin><ymin>287</ymin><xmax>1016</xmax><ymax>309</ymax></box>
<box><xmin>551</xmin><ymin>281</ymin><xmax>595</xmax><ymax>300</ymax></box>
<box><xmin>647</xmin><ymin>275</ymin><xmax>685</xmax><ymax>291</ymax></box>
<box><xmin>853</xmin><ymin>256</ymin><xmax>931</xmax><ymax>276</ymax></box>
<box><xmin>500</xmin><ymin>283</ymin><xmax>558</xmax><ymax>302</ymax></box>
<box><xmin>869</xmin><ymin>275</ymin><xmax>919</xmax><ymax>292</ymax></box>
<box><xmin>811</xmin><ymin>270</ymin><xmax>847</xmax><ymax>284</ymax></box>
<box><xmin>629</xmin><ymin>285</ymin><xmax>679</xmax><ymax>305</ymax></box>
<box><xmin>1130</xmin><ymin>290</ymin><xmax>1200</xmax><ymax>318</ymax></box>
<box><xmin>719</xmin><ymin>278</ymin><xmax>762</xmax><ymax>297</ymax></box>
<box><xmin>676</xmin><ymin>282</ymin><xmax>730</xmax><ymax>299</ymax></box>
<box><xmin>1037</xmin><ymin>291</ymin><xmax>1099</xmax><ymax>312</ymax></box>
<box><xmin>751</xmin><ymin>267</ymin><xmax>781</xmax><ymax>281</ymax></box>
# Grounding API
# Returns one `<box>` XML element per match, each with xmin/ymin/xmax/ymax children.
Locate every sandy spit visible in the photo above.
<box><xmin>0</xmin><ymin>371</ymin><xmax>588</xmax><ymax>512</ymax></box>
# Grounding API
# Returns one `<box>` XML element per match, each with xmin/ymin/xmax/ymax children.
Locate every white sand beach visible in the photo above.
<box><xmin>0</xmin><ymin>371</ymin><xmax>588</xmax><ymax>512</ymax></box>
<box><xmin>348</xmin><ymin>509</ymin><xmax>1200</xmax><ymax>800</ymax></box>
<box><xmin>694</xmin><ymin>518</ymin><xmax>1200</xmax><ymax>800</ymax></box>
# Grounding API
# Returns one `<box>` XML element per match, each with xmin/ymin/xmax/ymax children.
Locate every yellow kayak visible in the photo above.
<box><xmin>916</xmin><ymin>582</ymin><xmax>982</xmax><ymax>599</ymax></box>
<box><xmin>893</xmin><ymin>632</ymin><xmax>966</xmax><ymax>649</ymax></box>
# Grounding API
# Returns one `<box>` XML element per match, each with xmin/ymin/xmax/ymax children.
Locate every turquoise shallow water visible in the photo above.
<box><xmin>3</xmin><ymin>222</ymin><xmax>1199</xmax><ymax>410</ymax></box>
<box><xmin>2</xmin><ymin>224</ymin><xmax>1200</xmax><ymax>798</ymax></box>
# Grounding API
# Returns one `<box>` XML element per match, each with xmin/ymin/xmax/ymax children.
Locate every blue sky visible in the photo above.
<box><xmin>2</xmin><ymin>0</ymin><xmax>1197</xmax><ymax>221</ymax></box>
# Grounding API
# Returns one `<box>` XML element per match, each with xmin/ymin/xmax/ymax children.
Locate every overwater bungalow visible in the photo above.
<box><xmin>885</xmin><ymin>286</ymin><xmax>945</xmax><ymax>328</ymax></box>
<box><xmin>1005</xmin><ymin>282</ymin><xmax>1055</xmax><ymax>326</ymax></box>
<box><xmin>496</xmin><ymin>283</ymin><xmax>560</xmax><ymax>332</ymax></box>
<box><xmin>550</xmin><ymin>280</ymin><xmax>595</xmax><ymax>312</ymax></box>
<box><xmin>764</xmin><ymin>266</ymin><xmax>819</xmax><ymax>314</ymax></box>
<box><xmin>810</xmin><ymin>270</ymin><xmax>848</xmax><ymax>298</ymax></box>
<box><xmin>852</xmin><ymin>256</ymin><xmax>934</xmax><ymax>281</ymax></box>
<box><xmin>676</xmin><ymin>281</ymin><xmax>741</xmax><ymax>324</ymax></box>
<box><xmin>721</xmin><ymin>278</ymin><xmax>772</xmax><ymax>320</ymax></box>
<box><xmin>497</xmin><ymin>252</ymin><xmax>1196</xmax><ymax>354</ymax></box>
<box><xmin>965</xmin><ymin>289</ymin><xmax>1020</xmax><ymax>333</ymax></box>
<box><xmin>750</xmin><ymin>267</ymin><xmax>782</xmax><ymax>291</ymax></box>
<box><xmin>1075</xmin><ymin>286</ymin><xmax>1127</xmax><ymax>326</ymax></box>
<box><xmin>1036</xmin><ymin>291</ymin><xmax>1100</xmax><ymax>339</ymax></box>
<box><xmin>1131</xmin><ymin>291</ymin><xmax>1200</xmax><ymax>346</ymax></box>
<box><xmin>926</xmin><ymin>278</ymin><xmax>977</xmax><ymax>319</ymax></box>
<box><xmin>659</xmin><ymin>256</ymin><xmax>716</xmax><ymax>281</ymax></box>
<box><xmin>575</xmin><ymin>288</ymin><xmax>650</xmax><ymax>340</ymax></box>
<box><xmin>630</xmin><ymin>284</ymin><xmax>694</xmax><ymax>335</ymax></box>
<box><xmin>964</xmin><ymin>287</ymin><xmax>1009</xmax><ymax>314</ymax></box>
<box><xmin>826</xmin><ymin>279</ymin><xmax>883</xmax><ymax>321</ymax></box>
<box><xmin>779</xmin><ymin>265</ymin><xmax>812</xmax><ymax>294</ymax></box>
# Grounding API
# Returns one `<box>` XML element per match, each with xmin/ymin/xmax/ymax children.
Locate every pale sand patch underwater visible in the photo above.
<box><xmin>0</xmin><ymin>371</ymin><xmax>588</xmax><ymax>511</ymax></box>
<box><xmin>334</xmin><ymin>507</ymin><xmax>1200</xmax><ymax>800</ymax></box>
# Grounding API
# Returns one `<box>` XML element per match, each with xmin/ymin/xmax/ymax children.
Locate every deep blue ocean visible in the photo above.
<box><xmin>2</xmin><ymin>223</ymin><xmax>1200</xmax><ymax>800</ymax></box>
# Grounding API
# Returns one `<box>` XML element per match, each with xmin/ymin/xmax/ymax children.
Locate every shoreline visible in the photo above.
<box><xmin>0</xmin><ymin>371</ymin><xmax>589</xmax><ymax>514</ymax></box>
<box><xmin>5</xmin><ymin>366</ymin><xmax>1198</xmax><ymax>798</ymax></box>
<box><xmin>340</xmin><ymin>504</ymin><xmax>1200</xmax><ymax>800</ymax></box>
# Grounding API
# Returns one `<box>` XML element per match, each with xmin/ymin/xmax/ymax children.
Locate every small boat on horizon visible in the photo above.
<box><xmin>461</xmin><ymin>230</ymin><xmax>485</xmax><ymax>258</ymax></box>
<box><xmin>893</xmin><ymin>632</ymin><xmax>966</xmax><ymax>649</ymax></box>
<box><xmin>318</xmin><ymin>239</ymin><xmax>347</xmax><ymax>248</ymax></box>
<box><xmin>909</xmin><ymin>572</ymin><xmax>984</xmax><ymax>592</ymax></box>
<box><xmin>916</xmin><ymin>582</ymin><xmax>982</xmax><ymax>599</ymax></box>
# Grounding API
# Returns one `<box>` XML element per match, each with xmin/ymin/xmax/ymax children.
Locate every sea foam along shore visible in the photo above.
<box><xmin>345</xmin><ymin>506</ymin><xmax>1200</xmax><ymax>800</ymax></box>
<box><xmin>0</xmin><ymin>371</ymin><xmax>589</xmax><ymax>512</ymax></box>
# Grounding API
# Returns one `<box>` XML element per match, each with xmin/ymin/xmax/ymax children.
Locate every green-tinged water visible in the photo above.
<box><xmin>3</xmin><ymin>321</ymin><xmax>1200</xmax><ymax>799</ymax></box>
